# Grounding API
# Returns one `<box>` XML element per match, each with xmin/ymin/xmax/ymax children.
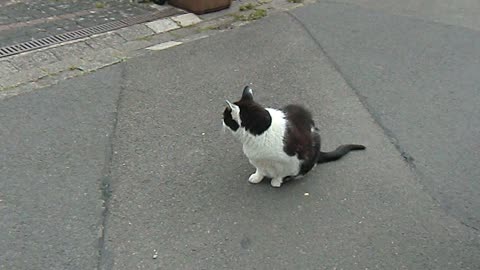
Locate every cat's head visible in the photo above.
<box><xmin>223</xmin><ymin>86</ymin><xmax>272</xmax><ymax>139</ymax></box>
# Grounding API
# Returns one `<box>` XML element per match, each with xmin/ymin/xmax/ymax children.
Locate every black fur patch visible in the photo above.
<box><xmin>235</xmin><ymin>98</ymin><xmax>271</xmax><ymax>136</ymax></box>
<box><xmin>283</xmin><ymin>105</ymin><xmax>365</xmax><ymax>174</ymax></box>
<box><xmin>242</xmin><ymin>86</ymin><xmax>254</xmax><ymax>101</ymax></box>
<box><xmin>282</xmin><ymin>105</ymin><xmax>320</xmax><ymax>175</ymax></box>
<box><xmin>223</xmin><ymin>107</ymin><xmax>239</xmax><ymax>131</ymax></box>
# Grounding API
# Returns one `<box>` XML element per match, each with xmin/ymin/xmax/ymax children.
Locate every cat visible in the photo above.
<box><xmin>223</xmin><ymin>86</ymin><xmax>365</xmax><ymax>187</ymax></box>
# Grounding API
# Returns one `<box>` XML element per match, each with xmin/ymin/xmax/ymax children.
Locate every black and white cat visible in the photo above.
<box><xmin>223</xmin><ymin>86</ymin><xmax>365</xmax><ymax>187</ymax></box>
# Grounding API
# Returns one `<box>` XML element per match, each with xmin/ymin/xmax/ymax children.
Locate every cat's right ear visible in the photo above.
<box><xmin>241</xmin><ymin>86</ymin><xmax>254</xmax><ymax>101</ymax></box>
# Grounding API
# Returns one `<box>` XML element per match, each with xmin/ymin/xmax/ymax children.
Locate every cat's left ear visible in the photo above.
<box><xmin>225</xmin><ymin>100</ymin><xmax>235</xmax><ymax>110</ymax></box>
<box><xmin>241</xmin><ymin>86</ymin><xmax>254</xmax><ymax>101</ymax></box>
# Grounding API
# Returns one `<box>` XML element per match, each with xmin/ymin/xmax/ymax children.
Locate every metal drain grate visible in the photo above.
<box><xmin>0</xmin><ymin>8</ymin><xmax>182</xmax><ymax>58</ymax></box>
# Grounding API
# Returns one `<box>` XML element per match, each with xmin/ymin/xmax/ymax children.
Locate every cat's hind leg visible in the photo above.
<box><xmin>248</xmin><ymin>169</ymin><xmax>265</xmax><ymax>184</ymax></box>
<box><xmin>270</xmin><ymin>177</ymin><xmax>283</xmax><ymax>188</ymax></box>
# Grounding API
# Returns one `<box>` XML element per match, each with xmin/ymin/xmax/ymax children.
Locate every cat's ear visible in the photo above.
<box><xmin>241</xmin><ymin>86</ymin><xmax>254</xmax><ymax>101</ymax></box>
<box><xmin>225</xmin><ymin>100</ymin><xmax>235</xmax><ymax>110</ymax></box>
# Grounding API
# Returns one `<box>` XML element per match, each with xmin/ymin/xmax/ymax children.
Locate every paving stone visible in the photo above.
<box><xmin>0</xmin><ymin>61</ymin><xmax>18</xmax><ymax>77</ymax></box>
<box><xmin>9</xmin><ymin>51</ymin><xmax>59</xmax><ymax>70</ymax></box>
<box><xmin>112</xmin><ymin>40</ymin><xmax>153</xmax><ymax>53</ymax></box>
<box><xmin>171</xmin><ymin>13</ymin><xmax>202</xmax><ymax>27</ymax></box>
<box><xmin>27</xmin><ymin>31</ymin><xmax>52</xmax><ymax>42</ymax></box>
<box><xmin>45</xmin><ymin>25</ymin><xmax>69</xmax><ymax>36</ymax></box>
<box><xmin>116</xmin><ymin>24</ymin><xmax>155</xmax><ymax>41</ymax></box>
<box><xmin>86</xmin><ymin>33</ymin><xmax>127</xmax><ymax>50</ymax></box>
<box><xmin>0</xmin><ymin>3</ymin><xmax>29</xmax><ymax>19</ymax></box>
<box><xmin>145</xmin><ymin>18</ymin><xmax>180</xmax><ymax>33</ymax></box>
<box><xmin>83</xmin><ymin>48</ymin><xmax>125</xmax><ymax>66</ymax></box>
<box><xmin>148</xmin><ymin>4</ymin><xmax>170</xmax><ymax>12</ymax></box>
<box><xmin>167</xmin><ymin>25</ymin><xmax>200</xmax><ymax>40</ymax></box>
<box><xmin>0</xmin><ymin>29</ymin><xmax>31</xmax><ymax>48</ymax></box>
<box><xmin>76</xmin><ymin>17</ymin><xmax>100</xmax><ymax>28</ymax></box>
<box><xmin>40</xmin><ymin>58</ymin><xmax>89</xmax><ymax>75</ymax></box>
<box><xmin>1</xmin><ymin>68</ymin><xmax>49</xmax><ymax>89</ymax></box>
<box><xmin>49</xmin><ymin>41</ymin><xmax>95</xmax><ymax>60</ymax></box>
<box><xmin>33</xmin><ymin>68</ymin><xmax>84</xmax><ymax>89</ymax></box>
<box><xmin>54</xmin><ymin>19</ymin><xmax>82</xmax><ymax>32</ymax></box>
<box><xmin>78</xmin><ymin>58</ymin><xmax>122</xmax><ymax>72</ymax></box>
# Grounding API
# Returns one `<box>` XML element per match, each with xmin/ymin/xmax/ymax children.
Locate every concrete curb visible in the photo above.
<box><xmin>0</xmin><ymin>0</ymin><xmax>312</xmax><ymax>100</ymax></box>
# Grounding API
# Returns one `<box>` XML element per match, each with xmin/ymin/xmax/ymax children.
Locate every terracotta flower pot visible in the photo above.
<box><xmin>168</xmin><ymin>0</ymin><xmax>232</xmax><ymax>15</ymax></box>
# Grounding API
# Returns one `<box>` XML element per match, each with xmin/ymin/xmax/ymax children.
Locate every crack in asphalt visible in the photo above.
<box><xmin>97</xmin><ymin>63</ymin><xmax>127</xmax><ymax>270</ymax></box>
<box><xmin>285</xmin><ymin>10</ymin><xmax>417</xmax><ymax>168</ymax></box>
<box><xmin>285</xmin><ymin>10</ymin><xmax>480</xmax><ymax>234</ymax></box>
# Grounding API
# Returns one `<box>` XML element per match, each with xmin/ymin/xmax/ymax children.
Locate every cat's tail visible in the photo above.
<box><xmin>317</xmin><ymin>144</ymin><xmax>365</xmax><ymax>164</ymax></box>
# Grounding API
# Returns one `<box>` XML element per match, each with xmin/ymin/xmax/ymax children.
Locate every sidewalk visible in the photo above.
<box><xmin>1</xmin><ymin>8</ymin><xmax>478</xmax><ymax>270</ymax></box>
<box><xmin>0</xmin><ymin>0</ymin><xmax>305</xmax><ymax>99</ymax></box>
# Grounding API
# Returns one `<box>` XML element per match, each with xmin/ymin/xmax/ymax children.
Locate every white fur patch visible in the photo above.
<box><xmin>226</xmin><ymin>101</ymin><xmax>241</xmax><ymax>126</ymax></box>
<box><xmin>270</xmin><ymin>178</ymin><xmax>283</xmax><ymax>188</ymax></box>
<box><xmin>230</xmin><ymin>108</ymin><xmax>301</xmax><ymax>186</ymax></box>
<box><xmin>248</xmin><ymin>170</ymin><xmax>264</xmax><ymax>184</ymax></box>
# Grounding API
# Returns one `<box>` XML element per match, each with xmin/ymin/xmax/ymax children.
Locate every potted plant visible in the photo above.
<box><xmin>168</xmin><ymin>0</ymin><xmax>232</xmax><ymax>15</ymax></box>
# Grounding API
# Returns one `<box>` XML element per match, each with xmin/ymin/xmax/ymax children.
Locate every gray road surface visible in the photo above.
<box><xmin>102</xmin><ymin>13</ymin><xmax>479</xmax><ymax>269</ymax></box>
<box><xmin>0</xmin><ymin>67</ymin><xmax>123</xmax><ymax>269</ymax></box>
<box><xmin>1</xmin><ymin>3</ymin><xmax>479</xmax><ymax>270</ymax></box>
<box><xmin>329</xmin><ymin>0</ymin><xmax>480</xmax><ymax>31</ymax></box>
<box><xmin>293</xmin><ymin>1</ymin><xmax>480</xmax><ymax>230</ymax></box>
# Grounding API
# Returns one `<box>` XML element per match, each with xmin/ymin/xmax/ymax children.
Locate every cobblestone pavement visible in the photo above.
<box><xmin>0</xmin><ymin>0</ymin><xmax>309</xmax><ymax>99</ymax></box>
<box><xmin>0</xmin><ymin>0</ymin><xmax>160</xmax><ymax>47</ymax></box>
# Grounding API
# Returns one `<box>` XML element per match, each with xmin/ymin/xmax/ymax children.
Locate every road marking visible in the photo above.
<box><xmin>146</xmin><ymin>41</ymin><xmax>182</xmax><ymax>51</ymax></box>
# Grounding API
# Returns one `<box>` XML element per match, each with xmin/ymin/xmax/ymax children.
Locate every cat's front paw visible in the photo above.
<box><xmin>248</xmin><ymin>172</ymin><xmax>264</xmax><ymax>184</ymax></box>
<box><xmin>270</xmin><ymin>178</ymin><xmax>283</xmax><ymax>188</ymax></box>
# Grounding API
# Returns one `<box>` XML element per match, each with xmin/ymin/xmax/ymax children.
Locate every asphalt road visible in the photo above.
<box><xmin>293</xmin><ymin>1</ymin><xmax>480</xmax><ymax>230</ymax></box>
<box><xmin>1</xmin><ymin>2</ymin><xmax>480</xmax><ymax>270</ymax></box>
<box><xmin>0</xmin><ymin>67</ymin><xmax>123</xmax><ymax>269</ymax></box>
<box><xmin>102</xmin><ymin>12</ymin><xmax>478</xmax><ymax>269</ymax></box>
<box><xmin>327</xmin><ymin>0</ymin><xmax>480</xmax><ymax>31</ymax></box>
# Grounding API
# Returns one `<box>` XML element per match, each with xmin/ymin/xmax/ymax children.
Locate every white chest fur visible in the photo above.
<box><xmin>241</xmin><ymin>108</ymin><xmax>301</xmax><ymax>179</ymax></box>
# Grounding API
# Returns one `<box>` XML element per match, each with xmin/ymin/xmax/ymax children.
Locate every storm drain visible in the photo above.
<box><xmin>0</xmin><ymin>8</ymin><xmax>183</xmax><ymax>58</ymax></box>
